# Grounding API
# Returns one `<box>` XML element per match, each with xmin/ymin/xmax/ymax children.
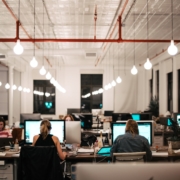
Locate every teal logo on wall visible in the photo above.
<box><xmin>45</xmin><ymin>102</ymin><xmax>52</xmax><ymax>109</ymax></box>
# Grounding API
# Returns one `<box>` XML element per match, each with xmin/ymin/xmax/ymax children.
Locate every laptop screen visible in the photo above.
<box><xmin>97</xmin><ymin>146</ymin><xmax>111</xmax><ymax>155</ymax></box>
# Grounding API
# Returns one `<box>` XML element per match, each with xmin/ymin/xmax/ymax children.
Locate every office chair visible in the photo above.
<box><xmin>112</xmin><ymin>152</ymin><xmax>146</xmax><ymax>163</ymax></box>
<box><xmin>18</xmin><ymin>146</ymin><xmax>64</xmax><ymax>180</ymax></box>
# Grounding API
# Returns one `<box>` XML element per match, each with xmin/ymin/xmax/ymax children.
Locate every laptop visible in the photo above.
<box><xmin>96</xmin><ymin>146</ymin><xmax>111</xmax><ymax>156</ymax></box>
<box><xmin>0</xmin><ymin>138</ymin><xmax>14</xmax><ymax>148</ymax></box>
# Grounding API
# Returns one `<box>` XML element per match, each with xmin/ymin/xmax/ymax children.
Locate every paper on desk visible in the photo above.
<box><xmin>78</xmin><ymin>148</ymin><xmax>94</xmax><ymax>153</ymax></box>
<box><xmin>174</xmin><ymin>149</ymin><xmax>180</xmax><ymax>153</ymax></box>
<box><xmin>152</xmin><ymin>151</ymin><xmax>168</xmax><ymax>157</ymax></box>
<box><xmin>12</xmin><ymin>153</ymin><xmax>20</xmax><ymax>157</ymax></box>
<box><xmin>0</xmin><ymin>152</ymin><xmax>6</xmax><ymax>156</ymax></box>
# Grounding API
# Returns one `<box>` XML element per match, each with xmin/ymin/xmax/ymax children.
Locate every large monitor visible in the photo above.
<box><xmin>24</xmin><ymin>120</ymin><xmax>65</xmax><ymax>144</ymax></box>
<box><xmin>131</xmin><ymin>113</ymin><xmax>140</xmax><ymax>121</ymax></box>
<box><xmin>140</xmin><ymin>113</ymin><xmax>152</xmax><ymax>120</ymax></box>
<box><xmin>104</xmin><ymin>110</ymin><xmax>114</xmax><ymax>117</ymax></box>
<box><xmin>65</xmin><ymin>121</ymin><xmax>81</xmax><ymax>144</ymax></box>
<box><xmin>112</xmin><ymin>113</ymin><xmax>132</xmax><ymax>122</ymax></box>
<box><xmin>111</xmin><ymin>121</ymin><xmax>153</xmax><ymax>146</ymax></box>
<box><xmin>159</xmin><ymin>117</ymin><xmax>173</xmax><ymax>126</ymax></box>
<box><xmin>20</xmin><ymin>113</ymin><xmax>41</xmax><ymax>125</ymax></box>
<box><xmin>173</xmin><ymin>113</ymin><xmax>180</xmax><ymax>126</ymax></box>
<box><xmin>67</xmin><ymin>108</ymin><xmax>81</xmax><ymax>114</ymax></box>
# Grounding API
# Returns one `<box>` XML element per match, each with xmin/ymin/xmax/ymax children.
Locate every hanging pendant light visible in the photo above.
<box><xmin>111</xmin><ymin>80</ymin><xmax>116</xmax><ymax>87</ymax></box>
<box><xmin>131</xmin><ymin>65</ymin><xmax>138</xmax><ymax>75</ymax></box>
<box><xmin>46</xmin><ymin>72</ymin><xmax>52</xmax><ymax>80</ymax></box>
<box><xmin>144</xmin><ymin>0</ymin><xmax>152</xmax><ymax>70</ymax></box>
<box><xmin>144</xmin><ymin>58</ymin><xmax>152</xmax><ymax>70</ymax></box>
<box><xmin>108</xmin><ymin>83</ymin><xmax>112</xmax><ymax>89</ymax></box>
<box><xmin>12</xmin><ymin>84</ymin><xmax>17</xmax><ymax>90</ymax></box>
<box><xmin>39</xmin><ymin>66</ymin><xmax>46</xmax><ymax>75</ymax></box>
<box><xmin>30</xmin><ymin>0</ymin><xmax>38</xmax><ymax>68</ymax></box>
<box><xmin>0</xmin><ymin>82</ymin><xmax>2</xmax><ymax>86</ymax></box>
<box><xmin>5</xmin><ymin>83</ymin><xmax>10</xmax><ymax>89</ymax></box>
<box><xmin>26</xmin><ymin>88</ymin><xmax>30</xmax><ymax>93</ymax></box>
<box><xmin>14</xmin><ymin>0</ymin><xmax>24</xmax><ymax>55</ymax></box>
<box><xmin>14</xmin><ymin>40</ymin><xmax>24</xmax><ymax>55</ymax></box>
<box><xmin>116</xmin><ymin>76</ymin><xmax>122</xmax><ymax>83</ymax></box>
<box><xmin>168</xmin><ymin>0</ymin><xmax>178</xmax><ymax>56</ymax></box>
<box><xmin>18</xmin><ymin>86</ymin><xmax>22</xmax><ymax>91</ymax></box>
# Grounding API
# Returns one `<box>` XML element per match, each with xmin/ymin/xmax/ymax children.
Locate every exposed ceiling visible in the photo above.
<box><xmin>0</xmin><ymin>0</ymin><xmax>180</xmax><ymax>71</ymax></box>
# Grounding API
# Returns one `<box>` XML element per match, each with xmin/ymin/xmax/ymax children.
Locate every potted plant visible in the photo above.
<box><xmin>147</xmin><ymin>96</ymin><xmax>159</xmax><ymax>117</ymax></box>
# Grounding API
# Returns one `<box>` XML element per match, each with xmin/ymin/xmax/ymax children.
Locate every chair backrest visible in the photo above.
<box><xmin>113</xmin><ymin>152</ymin><xmax>146</xmax><ymax>163</ymax></box>
<box><xmin>18</xmin><ymin>146</ymin><xmax>63</xmax><ymax>180</ymax></box>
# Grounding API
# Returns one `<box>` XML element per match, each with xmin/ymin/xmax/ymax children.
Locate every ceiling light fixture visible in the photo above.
<box><xmin>5</xmin><ymin>83</ymin><xmax>10</xmax><ymax>89</ymax></box>
<box><xmin>168</xmin><ymin>0</ymin><xmax>178</xmax><ymax>56</ymax></box>
<box><xmin>13</xmin><ymin>0</ymin><xmax>24</xmax><ymax>55</ymax></box>
<box><xmin>30</xmin><ymin>0</ymin><xmax>38</xmax><ymax>68</ymax></box>
<box><xmin>12</xmin><ymin>84</ymin><xmax>17</xmax><ymax>90</ymax></box>
<box><xmin>144</xmin><ymin>0</ymin><xmax>152</xmax><ymax>70</ymax></box>
<box><xmin>46</xmin><ymin>72</ymin><xmax>52</xmax><ymax>80</ymax></box>
<box><xmin>0</xmin><ymin>82</ymin><xmax>2</xmax><ymax>86</ymax></box>
<box><xmin>18</xmin><ymin>86</ymin><xmax>22</xmax><ymax>91</ymax></box>
<box><xmin>131</xmin><ymin>3</ymin><xmax>138</xmax><ymax>75</ymax></box>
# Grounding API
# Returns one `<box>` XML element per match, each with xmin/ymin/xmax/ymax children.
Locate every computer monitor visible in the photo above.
<box><xmin>112</xmin><ymin>113</ymin><xmax>132</xmax><ymax>122</ymax></box>
<box><xmin>20</xmin><ymin>113</ymin><xmax>41</xmax><ymax>125</ymax></box>
<box><xmin>67</xmin><ymin>108</ymin><xmax>81</xmax><ymax>114</ymax></box>
<box><xmin>140</xmin><ymin>113</ymin><xmax>152</xmax><ymax>120</ymax></box>
<box><xmin>131</xmin><ymin>113</ymin><xmax>140</xmax><ymax>121</ymax></box>
<box><xmin>104</xmin><ymin>111</ymin><xmax>114</xmax><ymax>117</ymax></box>
<box><xmin>111</xmin><ymin>121</ymin><xmax>153</xmax><ymax>146</ymax></box>
<box><xmin>24</xmin><ymin>120</ymin><xmax>65</xmax><ymax>144</ymax></box>
<box><xmin>65</xmin><ymin>121</ymin><xmax>81</xmax><ymax>144</ymax></box>
<box><xmin>159</xmin><ymin>117</ymin><xmax>173</xmax><ymax>126</ymax></box>
<box><xmin>80</xmin><ymin>113</ymin><xmax>93</xmax><ymax>130</ymax></box>
<box><xmin>173</xmin><ymin>113</ymin><xmax>180</xmax><ymax>126</ymax></box>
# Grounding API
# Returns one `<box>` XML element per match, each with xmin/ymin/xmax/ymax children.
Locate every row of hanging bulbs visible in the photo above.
<box><xmin>0</xmin><ymin>81</ymin><xmax>30</xmax><ymax>92</ymax></box>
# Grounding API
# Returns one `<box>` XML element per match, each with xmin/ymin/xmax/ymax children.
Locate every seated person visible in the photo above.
<box><xmin>32</xmin><ymin>119</ymin><xmax>67</xmax><ymax>160</ymax></box>
<box><xmin>110</xmin><ymin>119</ymin><xmax>152</xmax><ymax>161</ymax></box>
<box><xmin>63</xmin><ymin>114</ymin><xmax>74</xmax><ymax>121</ymax></box>
<box><xmin>0</xmin><ymin>117</ymin><xmax>12</xmax><ymax>138</ymax></box>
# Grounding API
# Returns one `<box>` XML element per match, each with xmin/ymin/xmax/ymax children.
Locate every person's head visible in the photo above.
<box><xmin>125</xmin><ymin>119</ymin><xmax>139</xmax><ymax>135</ymax></box>
<box><xmin>0</xmin><ymin>117</ymin><xmax>5</xmax><ymax>131</ymax></box>
<box><xmin>64</xmin><ymin>115</ymin><xmax>74</xmax><ymax>121</ymax></box>
<box><xmin>40</xmin><ymin>119</ymin><xmax>52</xmax><ymax>139</ymax></box>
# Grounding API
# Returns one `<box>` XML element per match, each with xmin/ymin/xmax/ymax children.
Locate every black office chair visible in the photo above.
<box><xmin>18</xmin><ymin>146</ymin><xmax>64</xmax><ymax>180</ymax></box>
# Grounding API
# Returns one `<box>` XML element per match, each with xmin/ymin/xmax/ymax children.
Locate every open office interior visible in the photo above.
<box><xmin>0</xmin><ymin>0</ymin><xmax>180</xmax><ymax>126</ymax></box>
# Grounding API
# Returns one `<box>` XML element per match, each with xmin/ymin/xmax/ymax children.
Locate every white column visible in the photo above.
<box><xmin>8</xmin><ymin>66</ymin><xmax>14</xmax><ymax>126</ymax></box>
<box><xmin>173</xmin><ymin>57</ymin><xmax>178</xmax><ymax>112</ymax></box>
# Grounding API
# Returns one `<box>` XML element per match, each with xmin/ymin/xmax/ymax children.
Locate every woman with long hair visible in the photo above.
<box><xmin>32</xmin><ymin>119</ymin><xmax>67</xmax><ymax>160</ymax></box>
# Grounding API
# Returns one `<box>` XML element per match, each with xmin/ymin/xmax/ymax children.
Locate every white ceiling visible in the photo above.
<box><xmin>0</xmin><ymin>0</ymin><xmax>180</xmax><ymax>71</ymax></box>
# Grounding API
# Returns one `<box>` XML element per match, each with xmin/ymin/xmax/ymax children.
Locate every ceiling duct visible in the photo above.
<box><xmin>85</xmin><ymin>52</ymin><xmax>97</xmax><ymax>59</ymax></box>
<box><xmin>0</xmin><ymin>55</ymin><xmax>6</xmax><ymax>61</ymax></box>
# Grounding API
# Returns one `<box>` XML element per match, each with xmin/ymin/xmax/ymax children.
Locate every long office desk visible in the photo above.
<box><xmin>1</xmin><ymin>148</ymin><xmax>180</xmax><ymax>180</ymax></box>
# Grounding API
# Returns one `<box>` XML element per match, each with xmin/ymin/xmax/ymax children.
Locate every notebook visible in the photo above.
<box><xmin>0</xmin><ymin>138</ymin><xmax>14</xmax><ymax>148</ymax></box>
<box><xmin>96</xmin><ymin>146</ymin><xmax>111</xmax><ymax>156</ymax></box>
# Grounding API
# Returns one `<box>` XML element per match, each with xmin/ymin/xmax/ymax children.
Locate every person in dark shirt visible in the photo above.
<box><xmin>32</xmin><ymin>119</ymin><xmax>67</xmax><ymax>160</ymax></box>
<box><xmin>110</xmin><ymin>119</ymin><xmax>152</xmax><ymax>161</ymax></box>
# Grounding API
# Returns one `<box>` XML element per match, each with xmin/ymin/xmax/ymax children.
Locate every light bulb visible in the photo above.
<box><xmin>30</xmin><ymin>56</ymin><xmax>38</xmax><ymax>68</ymax></box>
<box><xmin>13</xmin><ymin>85</ymin><xmax>17</xmax><ymax>90</ymax></box>
<box><xmin>0</xmin><ymin>82</ymin><xmax>2</xmax><ymax>86</ymax></box>
<box><xmin>50</xmin><ymin>77</ymin><xmax>55</xmax><ymax>84</ymax></box>
<box><xmin>13</xmin><ymin>40</ymin><xmax>24</xmax><ymax>55</ymax></box>
<box><xmin>104</xmin><ymin>85</ymin><xmax>108</xmax><ymax>90</ymax></box>
<box><xmin>168</xmin><ymin>40</ymin><xmax>178</xmax><ymax>56</ymax></box>
<box><xmin>144</xmin><ymin>58</ymin><xmax>152</xmax><ymax>70</ymax></box>
<box><xmin>108</xmin><ymin>83</ymin><xmax>112</xmax><ymax>89</ymax></box>
<box><xmin>111</xmin><ymin>80</ymin><xmax>116</xmax><ymax>86</ymax></box>
<box><xmin>39</xmin><ymin>66</ymin><xmax>46</xmax><ymax>75</ymax></box>
<box><xmin>27</xmin><ymin>88</ymin><xmax>30</xmax><ymax>93</ymax></box>
<box><xmin>18</xmin><ymin>86</ymin><xmax>22</xmax><ymax>91</ymax></box>
<box><xmin>98</xmin><ymin>88</ymin><xmax>104</xmax><ymax>93</ymax></box>
<box><xmin>23</xmin><ymin>88</ymin><xmax>27</xmax><ymax>92</ymax></box>
<box><xmin>116</xmin><ymin>76</ymin><xmax>122</xmax><ymax>83</ymax></box>
<box><xmin>131</xmin><ymin>65</ymin><xmax>138</xmax><ymax>75</ymax></box>
<box><xmin>5</xmin><ymin>83</ymin><xmax>10</xmax><ymax>89</ymax></box>
<box><xmin>46</xmin><ymin>72</ymin><xmax>52</xmax><ymax>80</ymax></box>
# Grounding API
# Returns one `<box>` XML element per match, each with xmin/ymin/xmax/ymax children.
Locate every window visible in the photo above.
<box><xmin>81</xmin><ymin>74</ymin><xmax>103</xmax><ymax>112</ymax></box>
<box><xmin>156</xmin><ymin>70</ymin><xmax>159</xmax><ymax>99</ymax></box>
<box><xmin>167</xmin><ymin>72</ymin><xmax>173</xmax><ymax>112</ymax></box>
<box><xmin>149</xmin><ymin>79</ymin><xmax>153</xmax><ymax>99</ymax></box>
<box><xmin>33</xmin><ymin>80</ymin><xmax>55</xmax><ymax>114</ymax></box>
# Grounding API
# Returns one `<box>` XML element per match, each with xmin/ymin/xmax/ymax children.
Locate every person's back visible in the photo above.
<box><xmin>110</xmin><ymin>119</ymin><xmax>152</xmax><ymax>161</ymax></box>
<box><xmin>35</xmin><ymin>134</ymin><xmax>55</xmax><ymax>146</ymax></box>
